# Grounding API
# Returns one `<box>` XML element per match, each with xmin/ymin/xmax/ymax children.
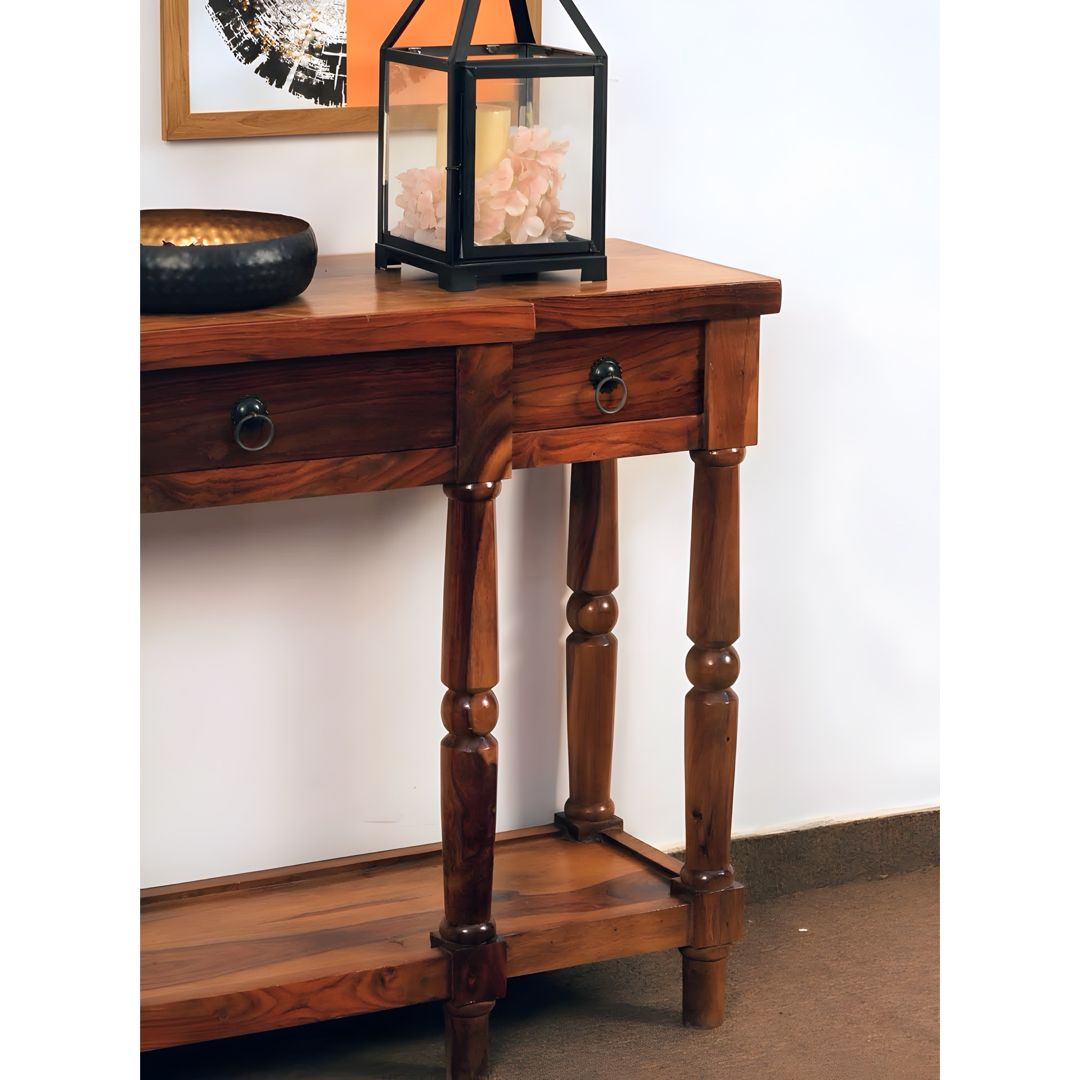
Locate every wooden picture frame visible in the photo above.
<box><xmin>161</xmin><ymin>0</ymin><xmax>543</xmax><ymax>141</ymax></box>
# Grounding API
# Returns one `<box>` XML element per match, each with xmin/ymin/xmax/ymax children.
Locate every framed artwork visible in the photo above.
<box><xmin>161</xmin><ymin>0</ymin><xmax>543</xmax><ymax>140</ymax></box>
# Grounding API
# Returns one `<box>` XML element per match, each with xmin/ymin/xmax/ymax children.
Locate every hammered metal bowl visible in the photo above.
<box><xmin>140</xmin><ymin>209</ymin><xmax>318</xmax><ymax>314</ymax></box>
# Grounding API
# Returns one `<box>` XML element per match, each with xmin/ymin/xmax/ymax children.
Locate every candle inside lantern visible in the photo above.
<box><xmin>435</xmin><ymin>103</ymin><xmax>511</xmax><ymax>177</ymax></box>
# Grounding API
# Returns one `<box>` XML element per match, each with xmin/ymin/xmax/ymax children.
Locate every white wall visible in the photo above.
<box><xmin>141</xmin><ymin>0</ymin><xmax>938</xmax><ymax>887</ymax></box>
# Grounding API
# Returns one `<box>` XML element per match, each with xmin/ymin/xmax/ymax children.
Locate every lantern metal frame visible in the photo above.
<box><xmin>375</xmin><ymin>0</ymin><xmax>607</xmax><ymax>291</ymax></box>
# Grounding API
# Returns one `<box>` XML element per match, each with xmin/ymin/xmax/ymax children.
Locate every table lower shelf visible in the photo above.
<box><xmin>141</xmin><ymin>823</ymin><xmax>690</xmax><ymax>1051</ymax></box>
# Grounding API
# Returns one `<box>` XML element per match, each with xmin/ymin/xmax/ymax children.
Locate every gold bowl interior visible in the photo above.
<box><xmin>140</xmin><ymin>209</ymin><xmax>310</xmax><ymax>247</ymax></box>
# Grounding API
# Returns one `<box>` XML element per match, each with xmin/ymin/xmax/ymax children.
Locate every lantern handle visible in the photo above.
<box><xmin>450</xmin><ymin>0</ymin><xmax>483</xmax><ymax>62</ymax></box>
<box><xmin>509</xmin><ymin>0</ymin><xmax>536</xmax><ymax>44</ymax></box>
<box><xmin>381</xmin><ymin>0</ymin><xmax>427</xmax><ymax>50</ymax></box>
<box><xmin>382</xmin><ymin>0</ymin><xmax>602</xmax><ymax>58</ymax></box>
<box><xmin>557</xmin><ymin>0</ymin><xmax>606</xmax><ymax>58</ymax></box>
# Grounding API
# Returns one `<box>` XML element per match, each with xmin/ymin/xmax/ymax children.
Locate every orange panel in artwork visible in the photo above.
<box><xmin>347</xmin><ymin>0</ymin><xmax>519</xmax><ymax>107</ymax></box>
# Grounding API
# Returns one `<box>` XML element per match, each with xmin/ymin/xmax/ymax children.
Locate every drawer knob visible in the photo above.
<box><xmin>589</xmin><ymin>357</ymin><xmax>628</xmax><ymax>415</ymax></box>
<box><xmin>232</xmin><ymin>395</ymin><xmax>275</xmax><ymax>452</ymax></box>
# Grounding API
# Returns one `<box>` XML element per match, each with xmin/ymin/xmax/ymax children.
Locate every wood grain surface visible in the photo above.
<box><xmin>601</xmin><ymin>828</ymin><xmax>684</xmax><ymax>878</ymax></box>
<box><xmin>139</xmin><ymin>238</ymin><xmax>781</xmax><ymax>1063</ymax></box>
<box><xmin>441</xmin><ymin>484</ymin><xmax>500</xmax><ymax>695</ymax></box>
<box><xmin>678</xmin><ymin>447</ymin><xmax>747</xmax><ymax>1028</ymax></box>
<box><xmin>566</xmin><ymin>460</ymin><xmax>619</xmax><ymax>596</ymax></box>
<box><xmin>140</xmin><ymin>287</ymin><xmax>535</xmax><ymax>371</ymax></box>
<box><xmin>142</xmin><ymin>412</ymin><xmax>705</xmax><ymax>512</ymax></box>
<box><xmin>481</xmin><ymin>240</ymin><xmax>781</xmax><ymax>333</ymax></box>
<box><xmin>141</xmin><ymin>830</ymin><xmax>689</xmax><ymax>1049</ymax></box>
<box><xmin>141</xmin><ymin>826</ymin><xmax>562</xmax><ymax>906</ymax></box>
<box><xmin>140</xmin><ymin>447</ymin><xmax>457</xmax><ymax>512</ymax></box>
<box><xmin>560</xmin><ymin>461</ymin><xmax>622</xmax><ymax>840</ymax></box>
<box><xmin>704</xmin><ymin>318</ymin><xmax>760</xmax><ymax>450</ymax></box>
<box><xmin>438</xmin><ymin>477</ymin><xmax>503</xmax><ymax>1077</ymax></box>
<box><xmin>141</xmin><ymin>241</ymin><xmax>780</xmax><ymax>371</ymax></box>
<box><xmin>513</xmin><ymin>323</ymin><xmax>703</xmax><ymax>432</ymax></box>
<box><xmin>455</xmin><ymin>345</ymin><xmax>513</xmax><ymax>484</ymax></box>
<box><xmin>141</xmin><ymin>349</ymin><xmax>455</xmax><ymax>476</ymax></box>
<box><xmin>512</xmin><ymin>414</ymin><xmax>702</xmax><ymax>470</ymax></box>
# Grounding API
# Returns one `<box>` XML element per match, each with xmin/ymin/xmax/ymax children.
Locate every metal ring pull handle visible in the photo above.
<box><xmin>232</xmin><ymin>395</ymin><xmax>275</xmax><ymax>452</ymax></box>
<box><xmin>589</xmin><ymin>357</ymin><xmax>628</xmax><ymax>415</ymax></box>
<box><xmin>594</xmin><ymin>376</ymin><xmax>627</xmax><ymax>415</ymax></box>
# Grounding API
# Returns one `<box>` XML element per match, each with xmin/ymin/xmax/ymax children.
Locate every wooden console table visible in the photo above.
<box><xmin>140</xmin><ymin>239</ymin><xmax>781</xmax><ymax>1079</ymax></box>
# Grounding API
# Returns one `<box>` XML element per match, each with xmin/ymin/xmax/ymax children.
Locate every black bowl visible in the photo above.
<box><xmin>141</xmin><ymin>209</ymin><xmax>318</xmax><ymax>314</ymax></box>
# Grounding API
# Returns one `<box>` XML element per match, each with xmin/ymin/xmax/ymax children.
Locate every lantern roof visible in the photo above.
<box><xmin>382</xmin><ymin>0</ymin><xmax>605</xmax><ymax>63</ymax></box>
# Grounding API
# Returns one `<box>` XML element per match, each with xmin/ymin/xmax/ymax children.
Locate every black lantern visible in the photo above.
<box><xmin>375</xmin><ymin>0</ymin><xmax>607</xmax><ymax>291</ymax></box>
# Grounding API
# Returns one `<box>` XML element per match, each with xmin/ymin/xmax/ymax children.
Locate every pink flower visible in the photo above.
<box><xmin>475</xmin><ymin>202</ymin><xmax>507</xmax><ymax>243</ymax></box>
<box><xmin>537</xmin><ymin>139</ymin><xmax>569</xmax><ymax>169</ymax></box>
<box><xmin>489</xmin><ymin>157</ymin><xmax>514</xmax><ymax>192</ymax></box>
<box><xmin>390</xmin><ymin>165</ymin><xmax>448</xmax><ymax>246</ymax></box>
<box><xmin>517</xmin><ymin>167</ymin><xmax>550</xmax><ymax>206</ymax></box>
<box><xmin>416</xmin><ymin>190</ymin><xmax>436</xmax><ymax>230</ymax></box>
<box><xmin>393</xmin><ymin>126</ymin><xmax>576</xmax><ymax>249</ymax></box>
<box><xmin>502</xmin><ymin>188</ymin><xmax>530</xmax><ymax>217</ymax></box>
<box><xmin>509</xmin><ymin>125</ymin><xmax>552</xmax><ymax>155</ymax></box>
<box><xmin>506</xmin><ymin>213</ymin><xmax>545</xmax><ymax>244</ymax></box>
<box><xmin>508</xmin><ymin>128</ymin><xmax>532</xmax><ymax>155</ymax></box>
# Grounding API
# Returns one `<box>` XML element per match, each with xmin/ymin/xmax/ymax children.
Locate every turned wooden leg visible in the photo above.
<box><xmin>435</xmin><ymin>481</ymin><xmax>507</xmax><ymax>1080</ymax></box>
<box><xmin>555</xmin><ymin>460</ymin><xmax>624</xmax><ymax>842</ymax></box>
<box><xmin>679</xmin><ymin>448</ymin><xmax>746</xmax><ymax>1028</ymax></box>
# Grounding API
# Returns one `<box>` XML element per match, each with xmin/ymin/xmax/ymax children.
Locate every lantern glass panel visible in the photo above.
<box><xmin>470</xmin><ymin>74</ymin><xmax>594</xmax><ymax>248</ymax></box>
<box><xmin>386</xmin><ymin>62</ymin><xmax>449</xmax><ymax>253</ymax></box>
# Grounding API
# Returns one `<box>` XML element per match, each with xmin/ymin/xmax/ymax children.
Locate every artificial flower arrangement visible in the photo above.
<box><xmin>391</xmin><ymin>126</ymin><xmax>576</xmax><ymax>250</ymax></box>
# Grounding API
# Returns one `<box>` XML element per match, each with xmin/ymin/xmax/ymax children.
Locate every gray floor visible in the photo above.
<box><xmin>142</xmin><ymin>866</ymin><xmax>939</xmax><ymax>1079</ymax></box>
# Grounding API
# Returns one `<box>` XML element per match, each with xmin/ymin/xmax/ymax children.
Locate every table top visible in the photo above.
<box><xmin>140</xmin><ymin>239</ymin><xmax>781</xmax><ymax>371</ymax></box>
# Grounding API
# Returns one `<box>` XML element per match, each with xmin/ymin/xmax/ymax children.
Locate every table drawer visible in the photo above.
<box><xmin>141</xmin><ymin>348</ymin><xmax>456</xmax><ymax>476</ymax></box>
<box><xmin>512</xmin><ymin>323</ymin><xmax>704</xmax><ymax>432</ymax></box>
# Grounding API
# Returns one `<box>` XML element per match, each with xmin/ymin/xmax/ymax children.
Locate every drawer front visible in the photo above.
<box><xmin>142</xmin><ymin>348</ymin><xmax>456</xmax><ymax>476</ymax></box>
<box><xmin>512</xmin><ymin>323</ymin><xmax>704</xmax><ymax>433</ymax></box>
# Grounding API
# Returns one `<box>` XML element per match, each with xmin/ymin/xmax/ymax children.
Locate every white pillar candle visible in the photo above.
<box><xmin>435</xmin><ymin>104</ymin><xmax>511</xmax><ymax>177</ymax></box>
<box><xmin>474</xmin><ymin>104</ymin><xmax>512</xmax><ymax>176</ymax></box>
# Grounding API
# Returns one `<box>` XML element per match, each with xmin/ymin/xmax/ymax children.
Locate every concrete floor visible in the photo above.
<box><xmin>142</xmin><ymin>866</ymin><xmax>939</xmax><ymax>1079</ymax></box>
